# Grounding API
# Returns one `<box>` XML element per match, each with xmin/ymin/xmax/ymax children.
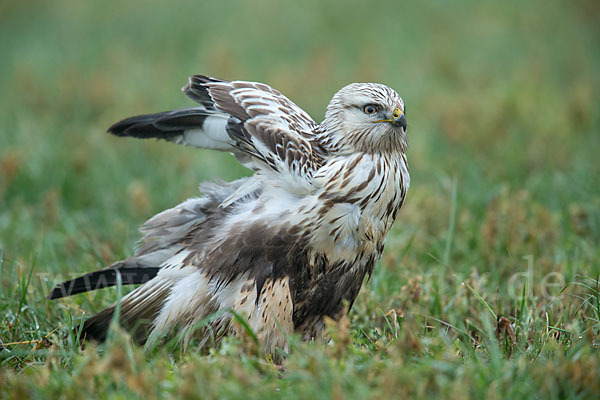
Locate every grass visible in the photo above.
<box><xmin>1</xmin><ymin>0</ymin><xmax>600</xmax><ymax>398</ymax></box>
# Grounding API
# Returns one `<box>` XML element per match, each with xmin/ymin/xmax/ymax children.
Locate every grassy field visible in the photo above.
<box><xmin>1</xmin><ymin>0</ymin><xmax>600</xmax><ymax>398</ymax></box>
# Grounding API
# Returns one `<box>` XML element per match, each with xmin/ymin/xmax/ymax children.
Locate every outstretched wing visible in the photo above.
<box><xmin>108</xmin><ymin>108</ymin><xmax>233</xmax><ymax>151</ymax></box>
<box><xmin>109</xmin><ymin>75</ymin><xmax>324</xmax><ymax>186</ymax></box>
<box><xmin>189</xmin><ymin>76</ymin><xmax>323</xmax><ymax>184</ymax></box>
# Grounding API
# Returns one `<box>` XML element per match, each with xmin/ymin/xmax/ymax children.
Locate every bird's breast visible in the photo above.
<box><xmin>303</xmin><ymin>152</ymin><xmax>410</xmax><ymax>262</ymax></box>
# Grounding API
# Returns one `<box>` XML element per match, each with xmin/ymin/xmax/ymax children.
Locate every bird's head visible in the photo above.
<box><xmin>320</xmin><ymin>83</ymin><xmax>407</xmax><ymax>154</ymax></box>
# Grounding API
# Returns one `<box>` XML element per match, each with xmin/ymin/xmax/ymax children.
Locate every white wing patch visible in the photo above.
<box><xmin>180</xmin><ymin>115</ymin><xmax>232</xmax><ymax>150</ymax></box>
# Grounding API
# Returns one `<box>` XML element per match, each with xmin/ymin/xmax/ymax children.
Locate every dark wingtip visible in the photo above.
<box><xmin>107</xmin><ymin>118</ymin><xmax>133</xmax><ymax>137</ymax></box>
<box><xmin>46</xmin><ymin>267</ymin><xmax>160</xmax><ymax>300</ymax></box>
<box><xmin>106</xmin><ymin>109</ymin><xmax>210</xmax><ymax>140</ymax></box>
<box><xmin>106</xmin><ymin>113</ymin><xmax>163</xmax><ymax>138</ymax></box>
<box><xmin>106</xmin><ymin>114</ymin><xmax>168</xmax><ymax>138</ymax></box>
<box><xmin>47</xmin><ymin>280</ymin><xmax>83</xmax><ymax>300</ymax></box>
<box><xmin>182</xmin><ymin>75</ymin><xmax>224</xmax><ymax>108</ymax></box>
<box><xmin>182</xmin><ymin>75</ymin><xmax>211</xmax><ymax>94</ymax></box>
<box><xmin>188</xmin><ymin>74</ymin><xmax>224</xmax><ymax>85</ymax></box>
<box><xmin>47</xmin><ymin>287</ymin><xmax>65</xmax><ymax>300</ymax></box>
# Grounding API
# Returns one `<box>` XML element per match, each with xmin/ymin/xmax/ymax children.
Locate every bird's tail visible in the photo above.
<box><xmin>78</xmin><ymin>276</ymin><xmax>174</xmax><ymax>342</ymax></box>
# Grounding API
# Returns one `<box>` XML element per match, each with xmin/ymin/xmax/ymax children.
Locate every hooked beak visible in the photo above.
<box><xmin>392</xmin><ymin>113</ymin><xmax>407</xmax><ymax>131</ymax></box>
<box><xmin>374</xmin><ymin>108</ymin><xmax>407</xmax><ymax>132</ymax></box>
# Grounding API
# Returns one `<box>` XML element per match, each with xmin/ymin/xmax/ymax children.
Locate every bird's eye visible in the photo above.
<box><xmin>363</xmin><ymin>104</ymin><xmax>378</xmax><ymax>115</ymax></box>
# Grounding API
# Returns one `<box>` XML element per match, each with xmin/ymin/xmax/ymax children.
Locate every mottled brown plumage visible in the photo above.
<box><xmin>48</xmin><ymin>75</ymin><xmax>409</xmax><ymax>355</ymax></box>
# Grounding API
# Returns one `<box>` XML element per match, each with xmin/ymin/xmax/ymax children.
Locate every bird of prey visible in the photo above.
<box><xmin>48</xmin><ymin>75</ymin><xmax>409</xmax><ymax>354</ymax></box>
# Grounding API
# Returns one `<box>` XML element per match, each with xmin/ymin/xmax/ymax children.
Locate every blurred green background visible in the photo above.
<box><xmin>1</xmin><ymin>0</ymin><xmax>600</xmax><ymax>397</ymax></box>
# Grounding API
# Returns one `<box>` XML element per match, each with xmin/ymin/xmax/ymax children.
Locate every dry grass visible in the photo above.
<box><xmin>1</xmin><ymin>0</ymin><xmax>599</xmax><ymax>398</ymax></box>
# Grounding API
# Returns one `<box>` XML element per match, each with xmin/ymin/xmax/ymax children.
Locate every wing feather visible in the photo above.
<box><xmin>189</xmin><ymin>75</ymin><xmax>324</xmax><ymax>186</ymax></box>
<box><xmin>110</xmin><ymin>75</ymin><xmax>324</xmax><ymax>187</ymax></box>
